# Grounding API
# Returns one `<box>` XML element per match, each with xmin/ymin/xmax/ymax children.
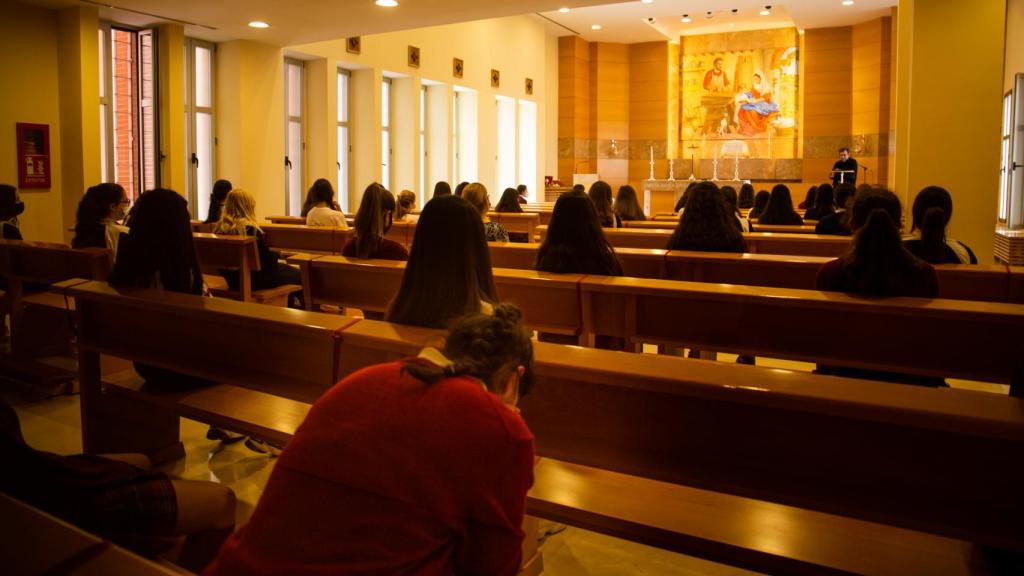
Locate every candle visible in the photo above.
<box><xmin>649</xmin><ymin>146</ymin><xmax>653</xmax><ymax>163</ymax></box>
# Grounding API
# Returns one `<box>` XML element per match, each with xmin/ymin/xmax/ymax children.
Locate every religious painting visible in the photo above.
<box><xmin>453</xmin><ymin>58</ymin><xmax>464</xmax><ymax>79</ymax></box>
<box><xmin>16</xmin><ymin>123</ymin><xmax>50</xmax><ymax>189</ymax></box>
<box><xmin>680</xmin><ymin>29</ymin><xmax>798</xmax><ymax>159</ymax></box>
<box><xmin>346</xmin><ymin>37</ymin><xmax>361</xmax><ymax>55</ymax></box>
<box><xmin>407</xmin><ymin>45</ymin><xmax>420</xmax><ymax>68</ymax></box>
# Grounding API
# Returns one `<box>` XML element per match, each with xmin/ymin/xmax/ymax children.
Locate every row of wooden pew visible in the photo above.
<box><xmin>62</xmin><ymin>278</ymin><xmax>1024</xmax><ymax>575</ymax></box>
<box><xmin>288</xmin><ymin>254</ymin><xmax>1024</xmax><ymax>388</ymax></box>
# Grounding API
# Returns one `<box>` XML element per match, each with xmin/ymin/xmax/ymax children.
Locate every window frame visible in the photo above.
<box><xmin>337</xmin><ymin>68</ymin><xmax>352</xmax><ymax>213</ymax></box>
<box><xmin>284</xmin><ymin>58</ymin><xmax>305</xmax><ymax>215</ymax></box>
<box><xmin>185</xmin><ymin>37</ymin><xmax>215</xmax><ymax>220</ymax></box>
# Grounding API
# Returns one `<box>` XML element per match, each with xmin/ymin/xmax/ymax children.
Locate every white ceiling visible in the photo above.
<box><xmin>18</xmin><ymin>0</ymin><xmax>897</xmax><ymax>46</ymax></box>
<box><xmin>15</xmin><ymin>0</ymin><xmax>623</xmax><ymax>45</ymax></box>
<box><xmin>540</xmin><ymin>0</ymin><xmax>898</xmax><ymax>43</ymax></box>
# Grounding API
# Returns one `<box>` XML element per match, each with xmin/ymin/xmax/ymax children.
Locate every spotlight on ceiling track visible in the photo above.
<box><xmin>760</xmin><ymin>5</ymin><xmax>772</xmax><ymax>16</ymax></box>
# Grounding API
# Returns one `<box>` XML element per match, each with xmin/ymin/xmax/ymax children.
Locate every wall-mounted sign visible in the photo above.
<box><xmin>17</xmin><ymin>123</ymin><xmax>50</xmax><ymax>189</ymax></box>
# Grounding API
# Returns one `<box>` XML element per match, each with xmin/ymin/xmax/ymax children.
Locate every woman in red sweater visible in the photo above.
<box><xmin>204</xmin><ymin>304</ymin><xmax>535</xmax><ymax>576</ymax></box>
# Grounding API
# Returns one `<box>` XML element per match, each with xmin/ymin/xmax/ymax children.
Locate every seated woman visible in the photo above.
<box><xmin>589</xmin><ymin>180</ymin><xmax>621</xmax><ymax>228</ymax></box>
<box><xmin>494</xmin><ymin>187</ymin><xmax>528</xmax><ymax>243</ymax></box>
<box><xmin>798</xmin><ymin>186</ymin><xmax>817</xmax><ymax>211</ymax></box>
<box><xmin>516</xmin><ymin>184</ymin><xmax>529</xmax><ymax>204</ymax></box>
<box><xmin>204</xmin><ymin>304</ymin><xmax>535</xmax><ymax>576</ymax></box>
<box><xmin>462</xmin><ymin>182</ymin><xmax>509</xmax><ymax>242</ymax></box>
<box><xmin>303</xmin><ymin>178</ymin><xmax>348</xmax><ymax>228</ymax></box>
<box><xmin>214</xmin><ymin>189</ymin><xmax>303</xmax><ymax>307</ymax></box>
<box><xmin>343</xmin><ymin>183</ymin><xmax>408</xmax><ymax>260</ymax></box>
<box><xmin>903</xmin><ymin>186</ymin><xmax>977</xmax><ymax>264</ymax></box>
<box><xmin>755</xmin><ymin>184</ymin><xmax>803</xmax><ymax>226</ymax></box>
<box><xmin>674</xmin><ymin>183</ymin><xmax>696</xmax><ymax>215</ymax></box>
<box><xmin>720</xmin><ymin>185</ymin><xmax>751</xmax><ymax>233</ymax></box>
<box><xmin>0</xmin><ymin>183</ymin><xmax>24</xmax><ymax>240</ymax></box>
<box><xmin>666</xmin><ymin>182</ymin><xmax>751</xmax><ymax>363</ymax></box>
<box><xmin>1</xmin><ymin>401</ymin><xmax>235</xmax><ymax>572</ymax></box>
<box><xmin>815</xmin><ymin>184</ymin><xmax>856</xmax><ymax>236</ymax></box>
<box><xmin>536</xmin><ymin>191</ymin><xmax>623</xmax><ymax>348</ymax></box>
<box><xmin>803</xmin><ymin>183</ymin><xmax>835</xmax><ymax>221</ymax></box>
<box><xmin>816</xmin><ymin>188</ymin><xmax>942</xmax><ymax>386</ymax></box>
<box><xmin>395</xmin><ymin>189</ymin><xmax>417</xmax><ymax>221</ymax></box>
<box><xmin>387</xmin><ymin>195</ymin><xmax>498</xmax><ymax>329</ymax></box>
<box><xmin>738</xmin><ymin>183</ymin><xmax>755</xmax><ymax>210</ymax></box>
<box><xmin>748</xmin><ymin>189</ymin><xmax>770</xmax><ymax>220</ymax></box>
<box><xmin>205</xmin><ymin>179</ymin><xmax>232</xmax><ymax>224</ymax></box>
<box><xmin>433</xmin><ymin>181</ymin><xmax>452</xmax><ymax>198</ymax></box>
<box><xmin>614</xmin><ymin>185</ymin><xmax>646</xmax><ymax>222</ymax></box>
<box><xmin>72</xmin><ymin>182</ymin><xmax>130</xmax><ymax>258</ymax></box>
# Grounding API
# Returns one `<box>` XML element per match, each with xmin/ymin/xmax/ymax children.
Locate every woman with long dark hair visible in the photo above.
<box><xmin>738</xmin><ymin>183</ymin><xmax>755</xmax><ymax>210</ymax></box>
<box><xmin>72</xmin><ymin>182</ymin><xmax>129</xmax><ymax>257</ymax></box>
<box><xmin>112</xmin><ymin>189</ymin><xmax>204</xmax><ymax>294</ymax></box>
<box><xmin>903</xmin><ymin>186</ymin><xmax>977</xmax><ymax>264</ymax></box>
<box><xmin>816</xmin><ymin>188</ymin><xmax>941</xmax><ymax>386</ymax></box>
<box><xmin>748</xmin><ymin>190</ymin><xmax>770</xmax><ymax>220</ymax></box>
<box><xmin>614</xmin><ymin>185</ymin><xmax>646</xmax><ymax>222</ymax></box>
<box><xmin>494</xmin><ymin>188</ymin><xmax>523</xmax><ymax>213</ymax></box>
<box><xmin>343</xmin><ymin>183</ymin><xmax>408</xmax><ymax>260</ymax></box>
<box><xmin>433</xmin><ymin>181</ymin><xmax>452</xmax><ymax>198</ymax></box>
<box><xmin>536</xmin><ymin>191</ymin><xmax>622</xmax><ymax>276</ymax></box>
<box><xmin>803</xmin><ymin>183</ymin><xmax>835</xmax><ymax>221</ymax></box>
<box><xmin>666</xmin><ymin>182</ymin><xmax>747</xmax><ymax>253</ymax></box>
<box><xmin>815</xmin><ymin>184</ymin><xmax>856</xmax><ymax>236</ymax></box>
<box><xmin>798</xmin><ymin>186</ymin><xmax>817</xmax><ymax>210</ymax></box>
<box><xmin>304</xmin><ymin>179</ymin><xmax>348</xmax><ymax>227</ymax></box>
<box><xmin>588</xmin><ymin>180</ymin><xmax>621</xmax><ymax>228</ymax></box>
<box><xmin>387</xmin><ymin>195</ymin><xmax>498</xmax><ymax>329</ymax></box>
<box><xmin>204</xmin><ymin>304</ymin><xmax>535</xmax><ymax>576</ymax></box>
<box><xmin>205</xmin><ymin>179</ymin><xmax>233</xmax><ymax>224</ymax></box>
<box><xmin>0</xmin><ymin>184</ymin><xmax>24</xmax><ymax>240</ymax></box>
<box><xmin>755</xmin><ymin>184</ymin><xmax>803</xmax><ymax>226</ymax></box>
<box><xmin>719</xmin><ymin>185</ymin><xmax>751</xmax><ymax>233</ymax></box>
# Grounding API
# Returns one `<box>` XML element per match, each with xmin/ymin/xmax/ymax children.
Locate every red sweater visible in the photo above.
<box><xmin>204</xmin><ymin>360</ymin><xmax>534</xmax><ymax>576</ymax></box>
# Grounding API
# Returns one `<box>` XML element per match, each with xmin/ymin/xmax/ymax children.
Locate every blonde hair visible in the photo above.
<box><xmin>214</xmin><ymin>188</ymin><xmax>261</xmax><ymax>236</ymax></box>
<box><xmin>461</xmin><ymin>183</ymin><xmax>490</xmax><ymax>216</ymax></box>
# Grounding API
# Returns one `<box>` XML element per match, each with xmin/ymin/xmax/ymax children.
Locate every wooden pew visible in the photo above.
<box><xmin>0</xmin><ymin>239</ymin><xmax>112</xmax><ymax>357</ymax></box>
<box><xmin>192</xmin><ymin>233</ymin><xmax>301</xmax><ymax>305</ymax></box>
<box><xmin>749</xmin><ymin>224</ymin><xmax>820</xmax><ymax>234</ymax></box>
<box><xmin>68</xmin><ymin>280</ymin><xmax>543</xmax><ymax>574</ymax></box>
<box><xmin>266</xmin><ymin>215</ymin><xmax>307</xmax><ymax>225</ymax></box>
<box><xmin>487</xmin><ymin>242</ymin><xmax>667</xmax><ymax>279</ymax></box>
<box><xmin>535</xmin><ymin>225</ymin><xmax>852</xmax><ymax>256</ymax></box>
<box><xmin>67</xmin><ymin>280</ymin><xmax>1016</xmax><ymax>574</ymax></box>
<box><xmin>489</xmin><ymin>212</ymin><xmax>540</xmax><ymax>239</ymax></box>
<box><xmin>0</xmin><ymin>492</ymin><xmax>184</xmax><ymax>575</ymax></box>
<box><xmin>260</xmin><ymin>223</ymin><xmax>350</xmax><ymax>254</ymax></box>
<box><xmin>383</xmin><ymin>220</ymin><xmax>417</xmax><ymax>248</ymax></box>
<box><xmin>523</xmin><ymin>343</ymin><xmax>1022</xmax><ymax>573</ymax></box>
<box><xmin>579</xmin><ymin>275</ymin><xmax>1024</xmax><ymax>386</ymax></box>
<box><xmin>291</xmin><ymin>255</ymin><xmax>584</xmax><ymax>337</ymax></box>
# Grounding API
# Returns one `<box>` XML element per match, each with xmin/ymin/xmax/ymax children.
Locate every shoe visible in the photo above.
<box><xmin>244</xmin><ymin>437</ymin><xmax>282</xmax><ymax>457</ymax></box>
<box><xmin>206</xmin><ymin>427</ymin><xmax>246</xmax><ymax>445</ymax></box>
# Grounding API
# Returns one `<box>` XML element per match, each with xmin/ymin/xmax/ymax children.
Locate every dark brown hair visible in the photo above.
<box><xmin>666</xmin><ymin>182</ymin><xmax>747</xmax><ymax>253</ymax></box>
<box><xmin>536</xmin><ymin>191</ymin><xmax>622</xmax><ymax>276</ymax></box>
<box><xmin>839</xmin><ymin>188</ymin><xmax>927</xmax><ymax>296</ymax></box>
<box><xmin>614</xmin><ymin>185</ymin><xmax>645</xmax><ymax>221</ymax></box>
<box><xmin>351</xmin><ymin>183</ymin><xmax>396</xmax><ymax>258</ymax></box>
<box><xmin>910</xmin><ymin>186</ymin><xmax>953</xmax><ymax>264</ymax></box>
<box><xmin>73</xmin><ymin>182</ymin><xmax>126</xmax><ymax>249</ymax></box>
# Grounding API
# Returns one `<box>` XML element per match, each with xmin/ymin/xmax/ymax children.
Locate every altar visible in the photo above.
<box><xmin>641</xmin><ymin>179</ymin><xmax>746</xmax><ymax>214</ymax></box>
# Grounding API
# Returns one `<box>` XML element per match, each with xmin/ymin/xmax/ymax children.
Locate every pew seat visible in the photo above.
<box><xmin>529</xmin><ymin>458</ymin><xmax>984</xmax><ymax>576</ymax></box>
<box><xmin>192</xmin><ymin>233</ymin><xmax>301</xmax><ymax>306</ymax></box>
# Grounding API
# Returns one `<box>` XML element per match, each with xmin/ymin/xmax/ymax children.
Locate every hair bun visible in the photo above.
<box><xmin>492</xmin><ymin>302</ymin><xmax>523</xmax><ymax>325</ymax></box>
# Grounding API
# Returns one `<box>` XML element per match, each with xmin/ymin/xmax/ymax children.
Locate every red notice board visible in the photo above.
<box><xmin>17</xmin><ymin>123</ymin><xmax>51</xmax><ymax>189</ymax></box>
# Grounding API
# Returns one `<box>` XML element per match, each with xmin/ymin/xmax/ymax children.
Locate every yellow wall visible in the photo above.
<box><xmin>215</xmin><ymin>40</ymin><xmax>285</xmax><ymax>219</ymax></box>
<box><xmin>0</xmin><ymin>3</ymin><xmax>65</xmax><ymax>242</ymax></box>
<box><xmin>57</xmin><ymin>5</ymin><xmax>101</xmax><ymax>244</ymax></box>
<box><xmin>895</xmin><ymin>0</ymin><xmax>1005</xmax><ymax>262</ymax></box>
<box><xmin>290</xmin><ymin>15</ymin><xmax>549</xmax><ymax>206</ymax></box>
<box><xmin>158</xmin><ymin>23</ymin><xmax>186</xmax><ymax>194</ymax></box>
<box><xmin>1006</xmin><ymin>0</ymin><xmax>1024</xmax><ymax>93</ymax></box>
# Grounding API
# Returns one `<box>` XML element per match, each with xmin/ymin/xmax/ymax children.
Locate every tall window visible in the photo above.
<box><xmin>1007</xmin><ymin>73</ymin><xmax>1024</xmax><ymax>229</ymax></box>
<box><xmin>452</xmin><ymin>91</ymin><xmax>459</xmax><ymax>185</ymax></box>
<box><xmin>337</xmin><ymin>68</ymin><xmax>351</xmax><ymax>212</ymax></box>
<box><xmin>1001</xmin><ymin>91</ymin><xmax>1013</xmax><ymax>224</ymax></box>
<box><xmin>518</xmin><ymin>100</ymin><xmax>537</xmax><ymax>200</ymax></box>
<box><xmin>99</xmin><ymin>25</ymin><xmax>159</xmax><ymax>201</ymax></box>
<box><xmin>185</xmin><ymin>39</ymin><xmax>214</xmax><ymax>219</ymax></box>
<box><xmin>381</xmin><ymin>78</ymin><xmax>392</xmax><ymax>190</ymax></box>
<box><xmin>495</xmin><ymin>96</ymin><xmax>516</xmax><ymax>192</ymax></box>
<box><xmin>285</xmin><ymin>59</ymin><xmax>304</xmax><ymax>215</ymax></box>
<box><xmin>420</xmin><ymin>84</ymin><xmax>426</xmax><ymax>201</ymax></box>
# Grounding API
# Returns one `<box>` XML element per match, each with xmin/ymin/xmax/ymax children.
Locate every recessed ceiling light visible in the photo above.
<box><xmin>375</xmin><ymin>0</ymin><xmax>398</xmax><ymax>6</ymax></box>
<box><xmin>842</xmin><ymin>0</ymin><xmax>854</xmax><ymax>5</ymax></box>
<box><xmin>558</xmin><ymin>7</ymin><xmax>569</xmax><ymax>13</ymax></box>
<box><xmin>760</xmin><ymin>5</ymin><xmax>771</xmax><ymax>16</ymax></box>
<box><xmin>729</xmin><ymin>22</ymin><xmax>735</xmax><ymax>26</ymax></box>
<box><xmin>248</xmin><ymin>21</ymin><xmax>269</xmax><ymax>28</ymax></box>
<box><xmin>681</xmin><ymin>14</ymin><xmax>691</xmax><ymax>23</ymax></box>
<box><xmin>591</xmin><ymin>24</ymin><xmax>602</xmax><ymax>30</ymax></box>
<box><xmin>641</xmin><ymin>0</ymin><xmax>653</xmax><ymax>3</ymax></box>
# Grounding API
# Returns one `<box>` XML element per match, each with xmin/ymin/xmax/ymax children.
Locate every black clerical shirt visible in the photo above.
<box><xmin>831</xmin><ymin>157</ymin><xmax>858</xmax><ymax>186</ymax></box>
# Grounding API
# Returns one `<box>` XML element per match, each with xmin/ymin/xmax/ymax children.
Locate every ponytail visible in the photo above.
<box><xmin>919</xmin><ymin>206</ymin><xmax>947</xmax><ymax>263</ymax></box>
<box><xmin>401</xmin><ymin>303</ymin><xmax>534</xmax><ymax>396</ymax></box>
<box><xmin>851</xmin><ymin>208</ymin><xmax>904</xmax><ymax>296</ymax></box>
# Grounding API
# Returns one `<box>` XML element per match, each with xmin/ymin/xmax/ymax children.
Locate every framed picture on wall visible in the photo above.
<box><xmin>453</xmin><ymin>58</ymin><xmax>464</xmax><ymax>79</ymax></box>
<box><xmin>346</xmin><ymin>37</ymin><xmax>361</xmax><ymax>54</ymax></box>
<box><xmin>16</xmin><ymin>123</ymin><xmax>50</xmax><ymax>189</ymax></box>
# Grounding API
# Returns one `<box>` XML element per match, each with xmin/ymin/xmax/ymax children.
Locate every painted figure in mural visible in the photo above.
<box><xmin>703</xmin><ymin>57</ymin><xmax>730</xmax><ymax>92</ymax></box>
<box><xmin>735</xmin><ymin>72</ymin><xmax>779</xmax><ymax>135</ymax></box>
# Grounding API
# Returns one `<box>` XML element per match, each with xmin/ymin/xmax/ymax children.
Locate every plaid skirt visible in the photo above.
<box><xmin>82</xmin><ymin>473</ymin><xmax>177</xmax><ymax>538</ymax></box>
